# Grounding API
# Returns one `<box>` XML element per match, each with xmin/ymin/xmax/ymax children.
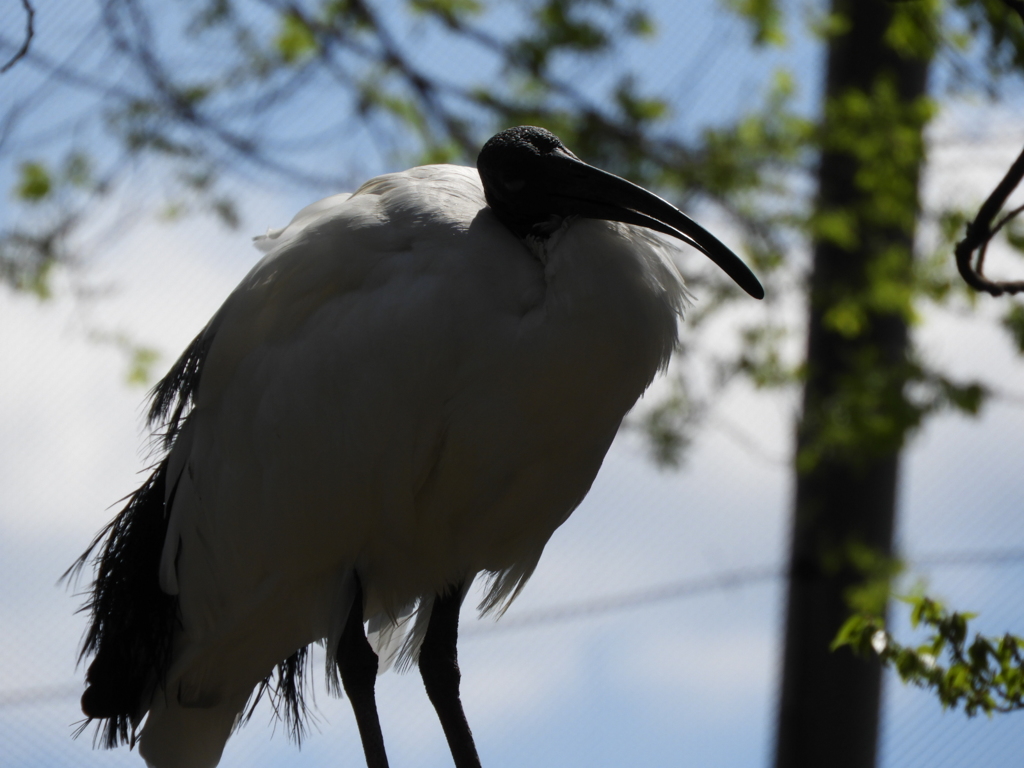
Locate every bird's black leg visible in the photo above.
<box><xmin>337</xmin><ymin>579</ymin><xmax>389</xmax><ymax>768</ymax></box>
<box><xmin>419</xmin><ymin>584</ymin><xmax>481</xmax><ymax>768</ymax></box>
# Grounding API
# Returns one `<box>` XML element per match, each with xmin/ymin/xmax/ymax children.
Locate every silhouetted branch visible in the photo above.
<box><xmin>949</xmin><ymin>0</ymin><xmax>1024</xmax><ymax>294</ymax></box>
<box><xmin>1</xmin><ymin>0</ymin><xmax>34</xmax><ymax>74</ymax></box>
<box><xmin>955</xmin><ymin>144</ymin><xmax>1024</xmax><ymax>296</ymax></box>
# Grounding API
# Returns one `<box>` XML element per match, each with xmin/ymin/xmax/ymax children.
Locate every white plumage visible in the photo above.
<box><xmin>73</xmin><ymin>127</ymin><xmax>760</xmax><ymax>768</ymax></box>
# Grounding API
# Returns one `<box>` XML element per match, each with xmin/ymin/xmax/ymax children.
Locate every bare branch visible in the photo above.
<box><xmin>955</xmin><ymin>143</ymin><xmax>1024</xmax><ymax>296</ymax></box>
<box><xmin>1</xmin><ymin>0</ymin><xmax>35</xmax><ymax>74</ymax></box>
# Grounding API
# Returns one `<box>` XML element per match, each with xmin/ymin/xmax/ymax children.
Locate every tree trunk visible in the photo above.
<box><xmin>774</xmin><ymin>3</ymin><xmax>931</xmax><ymax>767</ymax></box>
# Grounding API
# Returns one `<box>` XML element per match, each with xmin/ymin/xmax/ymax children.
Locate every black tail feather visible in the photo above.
<box><xmin>69</xmin><ymin>318</ymin><xmax>318</xmax><ymax>747</ymax></box>
<box><xmin>148</xmin><ymin>325</ymin><xmax>213</xmax><ymax>447</ymax></box>
<box><xmin>65</xmin><ymin>459</ymin><xmax>179</xmax><ymax>748</ymax></box>
<box><xmin>240</xmin><ymin>646</ymin><xmax>316</xmax><ymax>744</ymax></box>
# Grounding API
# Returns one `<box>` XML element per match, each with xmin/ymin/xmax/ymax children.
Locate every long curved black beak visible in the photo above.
<box><xmin>547</xmin><ymin>154</ymin><xmax>764</xmax><ymax>300</ymax></box>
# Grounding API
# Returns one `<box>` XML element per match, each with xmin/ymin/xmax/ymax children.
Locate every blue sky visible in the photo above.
<box><xmin>2</xmin><ymin>1</ymin><xmax>1024</xmax><ymax>767</ymax></box>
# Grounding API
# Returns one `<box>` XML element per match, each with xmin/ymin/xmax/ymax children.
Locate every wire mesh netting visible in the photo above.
<box><xmin>2</xmin><ymin>1</ymin><xmax>1023</xmax><ymax>766</ymax></box>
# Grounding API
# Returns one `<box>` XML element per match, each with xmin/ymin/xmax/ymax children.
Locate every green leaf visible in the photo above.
<box><xmin>936</xmin><ymin>377</ymin><xmax>987</xmax><ymax>415</ymax></box>
<box><xmin>1005</xmin><ymin>219</ymin><xmax>1024</xmax><ymax>254</ymax></box>
<box><xmin>276</xmin><ymin>13</ymin><xmax>318</xmax><ymax>63</ymax></box>
<box><xmin>885</xmin><ymin>0</ymin><xmax>940</xmax><ymax>60</ymax></box>
<box><xmin>724</xmin><ymin>0</ymin><xmax>787</xmax><ymax>46</ymax></box>
<box><xmin>624</xmin><ymin>10</ymin><xmax>656</xmax><ymax>37</ymax></box>
<box><xmin>812</xmin><ymin>208</ymin><xmax>859</xmax><ymax>249</ymax></box>
<box><xmin>62</xmin><ymin>153</ymin><xmax>92</xmax><ymax>187</ymax></box>
<box><xmin>408</xmin><ymin>0</ymin><xmax>483</xmax><ymax>23</ymax></box>
<box><xmin>1002</xmin><ymin>303</ymin><xmax>1024</xmax><ymax>354</ymax></box>
<box><xmin>213</xmin><ymin>198</ymin><xmax>240</xmax><ymax>229</ymax></box>
<box><xmin>832</xmin><ymin>614</ymin><xmax>874</xmax><ymax>652</ymax></box>
<box><xmin>823</xmin><ymin>299</ymin><xmax>867</xmax><ymax>338</ymax></box>
<box><xmin>126</xmin><ymin>346</ymin><xmax>160</xmax><ymax>387</ymax></box>
<box><xmin>614</xmin><ymin>78</ymin><xmax>669</xmax><ymax>125</ymax></box>
<box><xmin>16</xmin><ymin>162</ymin><xmax>52</xmax><ymax>202</ymax></box>
<box><xmin>640</xmin><ymin>392</ymin><xmax>695</xmax><ymax>468</ymax></box>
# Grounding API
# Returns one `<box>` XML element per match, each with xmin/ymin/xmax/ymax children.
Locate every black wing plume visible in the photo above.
<box><xmin>68</xmin><ymin>314</ymin><xmax>318</xmax><ymax>744</ymax></box>
<box><xmin>65</xmin><ymin>460</ymin><xmax>179</xmax><ymax>747</ymax></box>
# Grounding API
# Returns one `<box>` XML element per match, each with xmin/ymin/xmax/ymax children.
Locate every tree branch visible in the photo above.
<box><xmin>955</xmin><ymin>143</ymin><xmax>1024</xmax><ymax>296</ymax></box>
<box><xmin>1</xmin><ymin>0</ymin><xmax>35</xmax><ymax>74</ymax></box>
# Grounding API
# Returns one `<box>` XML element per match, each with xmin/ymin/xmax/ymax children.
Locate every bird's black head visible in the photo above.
<box><xmin>476</xmin><ymin>126</ymin><xmax>764</xmax><ymax>300</ymax></box>
<box><xmin>477</xmin><ymin>126</ymin><xmax>585</xmax><ymax>240</ymax></box>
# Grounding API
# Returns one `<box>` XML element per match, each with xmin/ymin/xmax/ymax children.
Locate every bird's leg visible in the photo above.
<box><xmin>337</xmin><ymin>579</ymin><xmax>390</xmax><ymax>768</ymax></box>
<box><xmin>419</xmin><ymin>584</ymin><xmax>481</xmax><ymax>768</ymax></box>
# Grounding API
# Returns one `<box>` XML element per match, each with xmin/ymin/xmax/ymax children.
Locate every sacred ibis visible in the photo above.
<box><xmin>70</xmin><ymin>126</ymin><xmax>763</xmax><ymax>768</ymax></box>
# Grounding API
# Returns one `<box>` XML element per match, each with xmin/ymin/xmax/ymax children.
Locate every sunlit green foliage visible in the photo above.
<box><xmin>725</xmin><ymin>0</ymin><xmax>786</xmax><ymax>46</ymax></box>
<box><xmin>834</xmin><ymin>543</ymin><xmax>1024</xmax><ymax>716</ymax></box>
<box><xmin>885</xmin><ymin>0</ymin><xmax>941</xmax><ymax>60</ymax></box>
<box><xmin>835</xmin><ymin>595</ymin><xmax>1024</xmax><ymax>716</ymax></box>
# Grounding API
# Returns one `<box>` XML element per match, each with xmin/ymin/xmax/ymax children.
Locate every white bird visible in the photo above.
<box><xmin>70</xmin><ymin>126</ymin><xmax>762</xmax><ymax>768</ymax></box>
